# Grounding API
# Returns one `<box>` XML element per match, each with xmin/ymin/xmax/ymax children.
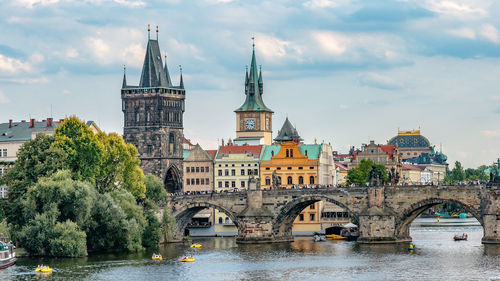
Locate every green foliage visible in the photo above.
<box><xmin>451</xmin><ymin>161</ymin><xmax>465</xmax><ymax>182</ymax></box>
<box><xmin>144</xmin><ymin>174</ymin><xmax>167</xmax><ymax>205</ymax></box>
<box><xmin>346</xmin><ymin>159</ymin><xmax>388</xmax><ymax>185</ymax></box>
<box><xmin>0</xmin><ymin>218</ymin><xmax>9</xmax><ymax>238</ymax></box>
<box><xmin>142</xmin><ymin>211</ymin><xmax>161</xmax><ymax>248</ymax></box>
<box><xmin>53</xmin><ymin>116</ymin><xmax>104</xmax><ymax>185</ymax></box>
<box><xmin>48</xmin><ymin>220</ymin><xmax>87</xmax><ymax>257</ymax></box>
<box><xmin>109</xmin><ymin>189</ymin><xmax>145</xmax><ymax>251</ymax></box>
<box><xmin>18</xmin><ymin>206</ymin><xmax>58</xmax><ymax>256</ymax></box>
<box><xmin>161</xmin><ymin>206</ymin><xmax>177</xmax><ymax>243</ymax></box>
<box><xmin>95</xmin><ymin>133</ymin><xmax>145</xmax><ymax>199</ymax></box>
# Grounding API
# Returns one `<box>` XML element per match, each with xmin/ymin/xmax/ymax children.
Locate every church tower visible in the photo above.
<box><xmin>121</xmin><ymin>26</ymin><xmax>185</xmax><ymax>193</ymax></box>
<box><xmin>234</xmin><ymin>42</ymin><xmax>273</xmax><ymax>145</ymax></box>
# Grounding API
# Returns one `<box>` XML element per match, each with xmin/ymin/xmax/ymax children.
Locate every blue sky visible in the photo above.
<box><xmin>0</xmin><ymin>0</ymin><xmax>499</xmax><ymax>168</ymax></box>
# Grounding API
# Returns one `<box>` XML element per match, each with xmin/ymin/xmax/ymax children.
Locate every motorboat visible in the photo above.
<box><xmin>454</xmin><ymin>233</ymin><xmax>468</xmax><ymax>241</ymax></box>
<box><xmin>0</xmin><ymin>241</ymin><xmax>16</xmax><ymax>269</ymax></box>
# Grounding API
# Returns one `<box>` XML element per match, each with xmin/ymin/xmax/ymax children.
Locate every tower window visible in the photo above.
<box><xmin>146</xmin><ymin>112</ymin><xmax>151</xmax><ymax>122</ymax></box>
<box><xmin>147</xmin><ymin>145</ymin><xmax>152</xmax><ymax>155</ymax></box>
<box><xmin>286</xmin><ymin>149</ymin><xmax>289</xmax><ymax>157</ymax></box>
<box><xmin>290</xmin><ymin>149</ymin><xmax>293</xmax><ymax>157</ymax></box>
<box><xmin>169</xmin><ymin>132</ymin><xmax>175</xmax><ymax>153</ymax></box>
<box><xmin>136</xmin><ymin>112</ymin><xmax>140</xmax><ymax>122</ymax></box>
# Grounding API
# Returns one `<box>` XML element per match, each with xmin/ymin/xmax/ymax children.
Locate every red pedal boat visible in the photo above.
<box><xmin>453</xmin><ymin>233</ymin><xmax>468</xmax><ymax>241</ymax></box>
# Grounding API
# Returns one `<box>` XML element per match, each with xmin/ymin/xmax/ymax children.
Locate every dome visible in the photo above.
<box><xmin>387</xmin><ymin>129</ymin><xmax>431</xmax><ymax>148</ymax></box>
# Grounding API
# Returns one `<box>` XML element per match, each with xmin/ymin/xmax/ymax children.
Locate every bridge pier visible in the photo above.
<box><xmin>481</xmin><ymin>185</ymin><xmax>500</xmax><ymax>244</ymax></box>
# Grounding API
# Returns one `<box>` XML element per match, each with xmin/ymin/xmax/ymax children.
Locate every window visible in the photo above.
<box><xmin>287</xmin><ymin>167</ymin><xmax>292</xmax><ymax>170</ymax></box>
<box><xmin>310</xmin><ymin>176</ymin><xmax>315</xmax><ymax>184</ymax></box>
<box><xmin>218</xmin><ymin>181</ymin><xmax>222</xmax><ymax>188</ymax></box>
<box><xmin>219</xmin><ymin>217</ymin><xmax>223</xmax><ymax>224</ymax></box>
<box><xmin>146</xmin><ymin>112</ymin><xmax>151</xmax><ymax>122</ymax></box>
<box><xmin>136</xmin><ymin>112</ymin><xmax>140</xmax><ymax>122</ymax></box>
<box><xmin>186</xmin><ymin>167</ymin><xmax>190</xmax><ymax>173</ymax></box>
<box><xmin>277</xmin><ymin>167</ymin><xmax>281</xmax><ymax>170</ymax></box>
<box><xmin>265</xmin><ymin>167</ymin><xmax>270</xmax><ymax>170</ymax></box>
<box><xmin>218</xmin><ymin>170</ymin><xmax>222</xmax><ymax>176</ymax></box>
<box><xmin>248</xmin><ymin>169</ymin><xmax>252</xmax><ymax>175</ymax></box>
<box><xmin>196</xmin><ymin>179</ymin><xmax>200</xmax><ymax>185</ymax></box>
<box><xmin>241</xmin><ymin>181</ymin><xmax>245</xmax><ymax>188</ymax></box>
<box><xmin>147</xmin><ymin>145</ymin><xmax>153</xmax><ymax>155</ymax></box>
<box><xmin>186</xmin><ymin>179</ymin><xmax>190</xmax><ymax>185</ymax></box>
<box><xmin>225</xmin><ymin>181</ymin><xmax>229</xmax><ymax>188</ymax></box>
<box><xmin>286</xmin><ymin>149</ymin><xmax>289</xmax><ymax>157</ymax></box>
<box><xmin>298</xmin><ymin>176</ymin><xmax>304</xmax><ymax>184</ymax></box>
<box><xmin>290</xmin><ymin>149</ymin><xmax>293</xmax><ymax>157</ymax></box>
<box><xmin>206</xmin><ymin>167</ymin><xmax>209</xmax><ymax>172</ymax></box>
<box><xmin>287</xmin><ymin>176</ymin><xmax>293</xmax><ymax>185</ymax></box>
<box><xmin>253</xmin><ymin>169</ymin><xmax>258</xmax><ymax>175</ymax></box>
<box><xmin>191</xmin><ymin>179</ymin><xmax>195</xmax><ymax>185</ymax></box>
<box><xmin>232</xmin><ymin>164</ymin><xmax>235</xmax><ymax>167</ymax></box>
<box><xmin>305</xmin><ymin>150</ymin><xmax>308</xmax><ymax>156</ymax></box>
<box><xmin>310</xmin><ymin>214</ymin><xmax>315</xmax><ymax>221</ymax></box>
<box><xmin>271</xmin><ymin>151</ymin><xmax>274</xmax><ymax>157</ymax></box>
<box><xmin>169</xmin><ymin>132</ymin><xmax>175</xmax><ymax>153</ymax></box>
<box><xmin>265</xmin><ymin>177</ymin><xmax>271</xmax><ymax>185</ymax></box>
<box><xmin>310</xmin><ymin>167</ymin><xmax>314</xmax><ymax>169</ymax></box>
<box><xmin>231</xmin><ymin>169</ymin><xmax>236</xmax><ymax>176</ymax></box>
<box><xmin>231</xmin><ymin>181</ymin><xmax>236</xmax><ymax>188</ymax></box>
<box><xmin>254</xmin><ymin>164</ymin><xmax>258</xmax><ymax>166</ymax></box>
<box><xmin>225</xmin><ymin>169</ymin><xmax>229</xmax><ymax>176</ymax></box>
<box><xmin>191</xmin><ymin>167</ymin><xmax>195</xmax><ymax>172</ymax></box>
<box><xmin>241</xmin><ymin>169</ymin><xmax>245</xmax><ymax>176</ymax></box>
<box><xmin>201</xmin><ymin>178</ymin><xmax>205</xmax><ymax>185</ymax></box>
<box><xmin>201</xmin><ymin>167</ymin><xmax>204</xmax><ymax>172</ymax></box>
<box><xmin>196</xmin><ymin>167</ymin><xmax>200</xmax><ymax>173</ymax></box>
<box><xmin>1</xmin><ymin>149</ymin><xmax>6</xmax><ymax>157</ymax></box>
<box><xmin>309</xmin><ymin>204</ymin><xmax>315</xmax><ymax>210</ymax></box>
<box><xmin>225</xmin><ymin>217</ymin><xmax>230</xmax><ymax>224</ymax></box>
<box><xmin>298</xmin><ymin>167</ymin><xmax>303</xmax><ymax>170</ymax></box>
<box><xmin>299</xmin><ymin>214</ymin><xmax>304</xmax><ymax>221</ymax></box>
<box><xmin>206</xmin><ymin>178</ymin><xmax>209</xmax><ymax>185</ymax></box>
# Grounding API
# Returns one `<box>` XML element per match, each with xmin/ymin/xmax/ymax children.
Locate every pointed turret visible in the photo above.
<box><xmin>235</xmin><ymin>42</ymin><xmax>272</xmax><ymax>113</ymax></box>
<box><xmin>122</xmin><ymin>65</ymin><xmax>127</xmax><ymax>88</ymax></box>
<box><xmin>164</xmin><ymin>55</ymin><xmax>172</xmax><ymax>87</ymax></box>
<box><xmin>139</xmin><ymin>39</ymin><xmax>169</xmax><ymax>87</ymax></box>
<box><xmin>179</xmin><ymin>65</ymin><xmax>184</xmax><ymax>89</ymax></box>
<box><xmin>244</xmin><ymin>66</ymin><xmax>249</xmax><ymax>95</ymax></box>
<box><xmin>258</xmin><ymin>65</ymin><xmax>263</xmax><ymax>95</ymax></box>
<box><xmin>274</xmin><ymin>117</ymin><xmax>302</xmax><ymax>143</ymax></box>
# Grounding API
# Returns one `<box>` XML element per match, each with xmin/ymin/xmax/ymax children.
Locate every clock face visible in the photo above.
<box><xmin>245</xmin><ymin>119</ymin><xmax>255</xmax><ymax>130</ymax></box>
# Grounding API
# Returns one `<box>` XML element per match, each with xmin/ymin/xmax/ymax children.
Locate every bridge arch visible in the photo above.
<box><xmin>394</xmin><ymin>198</ymin><xmax>483</xmax><ymax>239</ymax></box>
<box><xmin>174</xmin><ymin>201</ymin><xmax>239</xmax><ymax>238</ymax></box>
<box><xmin>272</xmin><ymin>195</ymin><xmax>359</xmax><ymax>238</ymax></box>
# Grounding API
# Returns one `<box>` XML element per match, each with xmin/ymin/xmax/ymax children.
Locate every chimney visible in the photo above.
<box><xmin>47</xmin><ymin>118</ymin><xmax>53</xmax><ymax>127</ymax></box>
<box><xmin>8</xmin><ymin>119</ymin><xmax>12</xmax><ymax>128</ymax></box>
<box><xmin>30</xmin><ymin>118</ymin><xmax>35</xmax><ymax>128</ymax></box>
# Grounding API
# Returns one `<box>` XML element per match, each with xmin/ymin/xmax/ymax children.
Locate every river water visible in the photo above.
<box><xmin>2</xmin><ymin>218</ymin><xmax>500</xmax><ymax>281</ymax></box>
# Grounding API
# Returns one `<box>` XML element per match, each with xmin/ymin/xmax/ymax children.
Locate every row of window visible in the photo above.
<box><xmin>265</xmin><ymin>175</ymin><xmax>315</xmax><ymax>185</ymax></box>
<box><xmin>0</xmin><ymin>149</ymin><xmax>7</xmax><ymax>157</ymax></box>
<box><xmin>122</xmin><ymin>88</ymin><xmax>184</xmax><ymax>95</ymax></box>
<box><xmin>321</xmin><ymin>212</ymin><xmax>349</xmax><ymax>218</ymax></box>
<box><xmin>217</xmin><ymin>169</ymin><xmax>259</xmax><ymax>176</ymax></box>
<box><xmin>135</xmin><ymin>111</ymin><xmax>182</xmax><ymax>123</ymax></box>
<box><xmin>298</xmin><ymin>213</ymin><xmax>315</xmax><ymax>222</ymax></box>
<box><xmin>218</xmin><ymin>181</ymin><xmax>246</xmax><ymax>188</ymax></box>
<box><xmin>186</xmin><ymin>166</ymin><xmax>210</xmax><ymax>173</ymax></box>
<box><xmin>264</xmin><ymin>166</ymin><xmax>314</xmax><ymax>170</ymax></box>
<box><xmin>217</xmin><ymin>163</ymin><xmax>258</xmax><ymax>167</ymax></box>
<box><xmin>186</xmin><ymin>178</ymin><xmax>210</xmax><ymax>185</ymax></box>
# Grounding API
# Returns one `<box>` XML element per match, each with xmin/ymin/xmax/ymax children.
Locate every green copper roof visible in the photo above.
<box><xmin>260</xmin><ymin>145</ymin><xmax>281</xmax><ymax>161</ymax></box>
<box><xmin>260</xmin><ymin>144</ymin><xmax>321</xmax><ymax>161</ymax></box>
<box><xmin>235</xmin><ymin>45</ymin><xmax>273</xmax><ymax>113</ymax></box>
<box><xmin>183</xmin><ymin>150</ymin><xmax>191</xmax><ymax>160</ymax></box>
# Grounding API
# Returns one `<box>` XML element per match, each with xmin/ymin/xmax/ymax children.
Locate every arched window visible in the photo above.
<box><xmin>169</xmin><ymin>132</ymin><xmax>175</xmax><ymax>153</ymax></box>
<box><xmin>287</xmin><ymin>176</ymin><xmax>293</xmax><ymax>185</ymax></box>
<box><xmin>225</xmin><ymin>217</ymin><xmax>230</xmax><ymax>224</ymax></box>
<box><xmin>265</xmin><ymin>177</ymin><xmax>271</xmax><ymax>185</ymax></box>
<box><xmin>305</xmin><ymin>150</ymin><xmax>308</xmax><ymax>156</ymax></box>
<box><xmin>310</xmin><ymin>176</ymin><xmax>315</xmax><ymax>184</ymax></box>
<box><xmin>298</xmin><ymin>176</ymin><xmax>304</xmax><ymax>184</ymax></box>
<box><xmin>218</xmin><ymin>217</ymin><xmax>223</xmax><ymax>224</ymax></box>
<box><xmin>290</xmin><ymin>149</ymin><xmax>293</xmax><ymax>157</ymax></box>
<box><xmin>286</xmin><ymin>149</ymin><xmax>289</xmax><ymax>157</ymax></box>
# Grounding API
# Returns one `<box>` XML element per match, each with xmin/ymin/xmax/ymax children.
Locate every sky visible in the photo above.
<box><xmin>0</xmin><ymin>0</ymin><xmax>499</xmax><ymax>168</ymax></box>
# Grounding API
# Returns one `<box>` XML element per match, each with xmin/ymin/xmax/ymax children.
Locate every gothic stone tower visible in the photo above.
<box><xmin>234</xmin><ymin>43</ymin><xmax>273</xmax><ymax>146</ymax></box>
<box><xmin>121</xmin><ymin>34</ymin><xmax>185</xmax><ymax>193</ymax></box>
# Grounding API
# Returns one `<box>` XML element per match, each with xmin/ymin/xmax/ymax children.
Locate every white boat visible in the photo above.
<box><xmin>0</xmin><ymin>241</ymin><xmax>16</xmax><ymax>269</ymax></box>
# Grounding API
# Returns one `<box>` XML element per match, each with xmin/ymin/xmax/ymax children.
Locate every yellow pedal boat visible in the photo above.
<box><xmin>179</xmin><ymin>256</ymin><xmax>195</xmax><ymax>262</ymax></box>
<box><xmin>326</xmin><ymin>234</ymin><xmax>346</xmax><ymax>240</ymax></box>
<box><xmin>190</xmin><ymin>243</ymin><xmax>202</xmax><ymax>248</ymax></box>
<box><xmin>152</xmin><ymin>255</ymin><xmax>163</xmax><ymax>261</ymax></box>
<box><xmin>35</xmin><ymin>266</ymin><xmax>52</xmax><ymax>273</ymax></box>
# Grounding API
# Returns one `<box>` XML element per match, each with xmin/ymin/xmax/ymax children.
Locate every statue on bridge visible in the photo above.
<box><xmin>388</xmin><ymin>167</ymin><xmax>399</xmax><ymax>185</ymax></box>
<box><xmin>369</xmin><ymin>165</ymin><xmax>383</xmax><ymax>186</ymax></box>
<box><xmin>272</xmin><ymin>170</ymin><xmax>281</xmax><ymax>189</ymax></box>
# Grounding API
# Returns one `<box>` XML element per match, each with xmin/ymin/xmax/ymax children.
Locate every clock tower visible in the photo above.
<box><xmin>234</xmin><ymin>43</ymin><xmax>273</xmax><ymax>145</ymax></box>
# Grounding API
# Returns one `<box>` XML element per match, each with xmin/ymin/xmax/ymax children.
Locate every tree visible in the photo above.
<box><xmin>451</xmin><ymin>161</ymin><xmax>465</xmax><ymax>183</ymax></box>
<box><xmin>95</xmin><ymin>133</ymin><xmax>145</xmax><ymax>199</ymax></box>
<box><xmin>53</xmin><ymin>116</ymin><xmax>104</xmax><ymax>185</ymax></box>
<box><xmin>48</xmin><ymin>220</ymin><xmax>87</xmax><ymax>257</ymax></box>
<box><xmin>110</xmin><ymin>189</ymin><xmax>146</xmax><ymax>251</ymax></box>
<box><xmin>144</xmin><ymin>174</ymin><xmax>167</xmax><ymax>205</ymax></box>
<box><xmin>161</xmin><ymin>206</ymin><xmax>177</xmax><ymax>243</ymax></box>
<box><xmin>347</xmin><ymin>159</ymin><xmax>388</xmax><ymax>185</ymax></box>
<box><xmin>142</xmin><ymin>210</ymin><xmax>161</xmax><ymax>248</ymax></box>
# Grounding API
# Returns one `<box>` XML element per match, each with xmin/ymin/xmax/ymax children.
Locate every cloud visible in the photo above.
<box><xmin>254</xmin><ymin>34</ymin><xmax>302</xmax><ymax>63</ymax></box>
<box><xmin>0</xmin><ymin>91</ymin><xmax>9</xmax><ymax>104</ymax></box>
<box><xmin>17</xmin><ymin>0</ymin><xmax>60</xmax><ymax>9</ymax></box>
<box><xmin>0</xmin><ymin>54</ymin><xmax>31</xmax><ymax>74</ymax></box>
<box><xmin>447</xmin><ymin>28</ymin><xmax>476</xmax><ymax>39</ymax></box>
<box><xmin>311</xmin><ymin>31</ymin><xmax>348</xmax><ymax>56</ymax></box>
<box><xmin>479</xmin><ymin>24</ymin><xmax>500</xmax><ymax>43</ymax></box>
<box><xmin>303</xmin><ymin>0</ymin><xmax>340</xmax><ymax>9</ymax></box>
<box><xmin>0</xmin><ymin>77</ymin><xmax>49</xmax><ymax>84</ymax></box>
<box><xmin>423</xmin><ymin>0</ymin><xmax>489</xmax><ymax>18</ymax></box>
<box><xmin>168</xmin><ymin>38</ymin><xmax>205</xmax><ymax>62</ymax></box>
<box><xmin>62</xmin><ymin>89</ymin><xmax>71</xmax><ymax>95</ymax></box>
<box><xmin>113</xmin><ymin>0</ymin><xmax>146</xmax><ymax>7</ymax></box>
<box><xmin>480</xmin><ymin>130</ymin><xmax>500</xmax><ymax>137</ymax></box>
<box><xmin>339</xmin><ymin>104</ymin><xmax>349</xmax><ymax>110</ymax></box>
<box><xmin>358</xmin><ymin>73</ymin><xmax>404</xmax><ymax>90</ymax></box>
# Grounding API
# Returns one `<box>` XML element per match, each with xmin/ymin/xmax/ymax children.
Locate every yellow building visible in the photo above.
<box><xmin>213</xmin><ymin>144</ymin><xmax>263</xmax><ymax>235</ymax></box>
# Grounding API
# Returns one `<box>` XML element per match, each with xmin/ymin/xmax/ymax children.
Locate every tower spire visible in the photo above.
<box><xmin>122</xmin><ymin>65</ymin><xmax>127</xmax><ymax>88</ymax></box>
<box><xmin>164</xmin><ymin>53</ymin><xmax>172</xmax><ymax>86</ymax></box>
<box><xmin>258</xmin><ymin>64</ymin><xmax>263</xmax><ymax>95</ymax></box>
<box><xmin>148</xmin><ymin>24</ymin><xmax>150</xmax><ymax>40</ymax></box>
<box><xmin>179</xmin><ymin>65</ymin><xmax>184</xmax><ymax>89</ymax></box>
<box><xmin>156</xmin><ymin>25</ymin><xmax>159</xmax><ymax>40</ymax></box>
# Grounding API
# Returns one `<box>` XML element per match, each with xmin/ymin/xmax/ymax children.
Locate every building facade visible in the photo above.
<box><xmin>351</xmin><ymin>140</ymin><xmax>401</xmax><ymax>173</ymax></box>
<box><xmin>387</xmin><ymin>129</ymin><xmax>433</xmax><ymax>160</ymax></box>
<box><xmin>121</xmin><ymin>35</ymin><xmax>185</xmax><ymax>193</ymax></box>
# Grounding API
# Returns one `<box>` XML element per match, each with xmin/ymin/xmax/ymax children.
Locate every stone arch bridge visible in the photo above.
<box><xmin>166</xmin><ymin>181</ymin><xmax>500</xmax><ymax>244</ymax></box>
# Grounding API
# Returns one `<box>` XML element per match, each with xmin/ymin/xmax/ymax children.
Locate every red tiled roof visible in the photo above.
<box><xmin>335</xmin><ymin>162</ymin><xmax>348</xmax><ymax>171</ymax></box>
<box><xmin>183</xmin><ymin>137</ymin><xmax>193</xmax><ymax>145</ymax></box>
<box><xmin>402</xmin><ymin>163</ymin><xmax>424</xmax><ymax>171</ymax></box>
<box><xmin>216</xmin><ymin>145</ymin><xmax>262</xmax><ymax>159</ymax></box>
<box><xmin>379</xmin><ymin>145</ymin><xmax>395</xmax><ymax>159</ymax></box>
<box><xmin>205</xmin><ymin>150</ymin><xmax>217</xmax><ymax>160</ymax></box>
<box><xmin>336</xmin><ymin>154</ymin><xmax>351</xmax><ymax>158</ymax></box>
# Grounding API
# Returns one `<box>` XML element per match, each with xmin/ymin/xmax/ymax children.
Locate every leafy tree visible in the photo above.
<box><xmin>48</xmin><ymin>220</ymin><xmax>87</xmax><ymax>257</ymax></box>
<box><xmin>110</xmin><ymin>189</ymin><xmax>145</xmax><ymax>251</ymax></box>
<box><xmin>347</xmin><ymin>159</ymin><xmax>388</xmax><ymax>185</ymax></box>
<box><xmin>161</xmin><ymin>206</ymin><xmax>177</xmax><ymax>243</ymax></box>
<box><xmin>451</xmin><ymin>161</ymin><xmax>466</xmax><ymax>183</ymax></box>
<box><xmin>95</xmin><ymin>133</ymin><xmax>145</xmax><ymax>199</ymax></box>
<box><xmin>144</xmin><ymin>174</ymin><xmax>167</xmax><ymax>205</ymax></box>
<box><xmin>142</xmin><ymin>210</ymin><xmax>161</xmax><ymax>248</ymax></box>
<box><xmin>53</xmin><ymin>116</ymin><xmax>104</xmax><ymax>184</ymax></box>
<box><xmin>17</xmin><ymin>205</ymin><xmax>58</xmax><ymax>256</ymax></box>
